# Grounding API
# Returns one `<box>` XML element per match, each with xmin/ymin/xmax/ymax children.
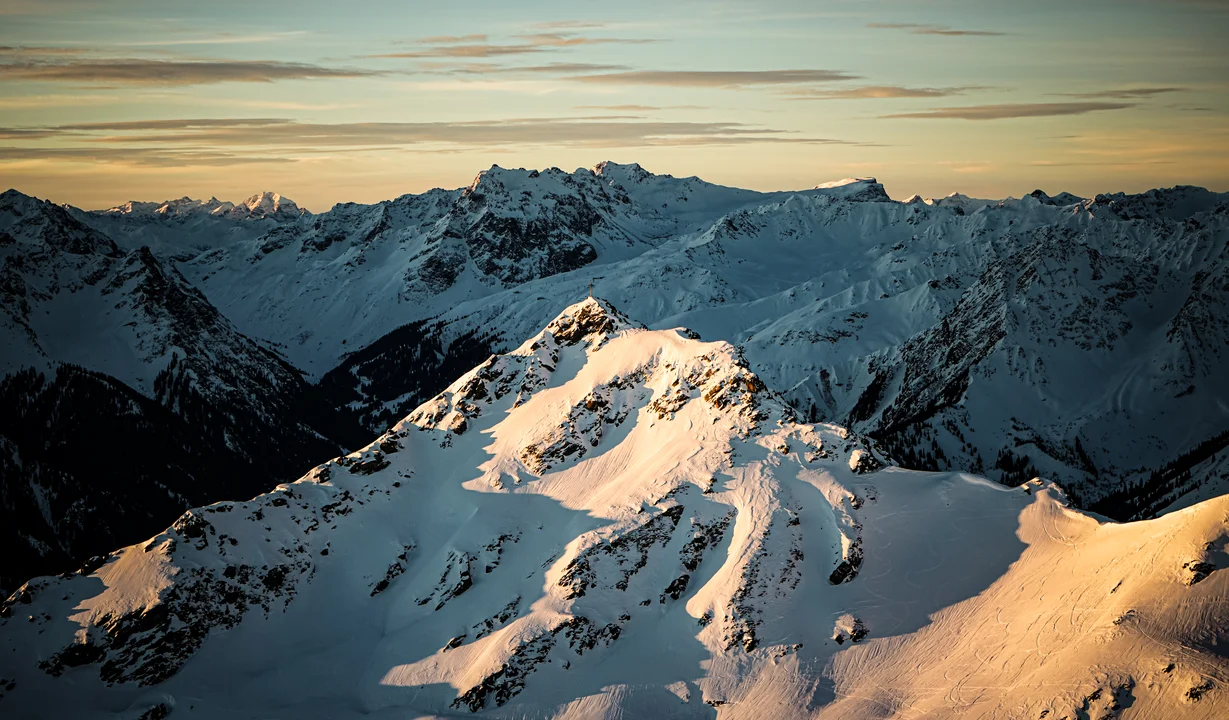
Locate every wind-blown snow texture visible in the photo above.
<box><xmin>2</xmin><ymin>299</ymin><xmax>1226</xmax><ymax>719</ymax></box>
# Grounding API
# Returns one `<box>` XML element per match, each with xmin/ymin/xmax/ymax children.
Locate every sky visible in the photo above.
<box><xmin>1</xmin><ymin>0</ymin><xmax>1227</xmax><ymax>210</ymax></box>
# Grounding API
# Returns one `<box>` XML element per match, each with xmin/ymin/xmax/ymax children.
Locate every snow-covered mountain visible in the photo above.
<box><xmin>0</xmin><ymin>189</ymin><xmax>361</xmax><ymax>590</ymax></box>
<box><xmin>2</xmin><ymin>299</ymin><xmax>1226</xmax><ymax>718</ymax></box>
<box><xmin>172</xmin><ymin>163</ymin><xmax>1223</xmax><ymax>516</ymax></box>
<box><xmin>2</xmin><ymin>162</ymin><xmax>1227</xmax><ymax>587</ymax></box>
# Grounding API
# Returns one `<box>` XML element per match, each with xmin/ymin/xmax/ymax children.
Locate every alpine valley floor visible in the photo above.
<box><xmin>1</xmin><ymin>299</ymin><xmax>1226</xmax><ymax>719</ymax></box>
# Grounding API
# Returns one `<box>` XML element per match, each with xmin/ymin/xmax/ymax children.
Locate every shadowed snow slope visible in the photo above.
<box><xmin>1</xmin><ymin>299</ymin><xmax>1227</xmax><ymax>719</ymax></box>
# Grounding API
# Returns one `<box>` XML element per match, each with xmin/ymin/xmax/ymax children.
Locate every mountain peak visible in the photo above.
<box><xmin>1027</xmin><ymin>188</ymin><xmax>1085</xmax><ymax>207</ymax></box>
<box><xmin>240</xmin><ymin>191</ymin><xmax>301</xmax><ymax>218</ymax></box>
<box><xmin>591</xmin><ymin>160</ymin><xmax>654</xmax><ymax>184</ymax></box>
<box><xmin>538</xmin><ymin>296</ymin><xmax>641</xmax><ymax>347</ymax></box>
<box><xmin>811</xmin><ymin>177</ymin><xmax>890</xmax><ymax>202</ymax></box>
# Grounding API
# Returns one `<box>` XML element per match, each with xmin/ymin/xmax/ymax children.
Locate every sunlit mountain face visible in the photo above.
<box><xmin>2</xmin><ymin>2</ymin><xmax>1228</xmax><ymax>718</ymax></box>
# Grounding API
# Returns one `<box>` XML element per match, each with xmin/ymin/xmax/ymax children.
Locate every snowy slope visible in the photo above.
<box><xmin>2</xmin><ymin>299</ymin><xmax>1226</xmax><ymax>719</ymax></box>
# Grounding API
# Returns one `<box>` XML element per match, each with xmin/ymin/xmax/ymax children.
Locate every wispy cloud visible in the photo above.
<box><xmin>0</xmin><ymin>146</ymin><xmax>297</xmax><ymax>166</ymax></box>
<box><xmin>868</xmin><ymin>23</ymin><xmax>1006</xmax><ymax>37</ymax></box>
<box><xmin>576</xmin><ymin>104</ymin><xmax>708</xmax><ymax>111</ymax></box>
<box><xmin>371</xmin><ymin>31</ymin><xmax>654</xmax><ymax>59</ymax></box>
<box><xmin>0</xmin><ymin>92</ymin><xmax>125</xmax><ymax>109</ymax></box>
<box><xmin>1028</xmin><ymin>159</ymin><xmax>1174</xmax><ymax>167</ymax></box>
<box><xmin>0</xmin><ymin>127</ymin><xmax>58</xmax><ymax>139</ymax></box>
<box><xmin>58</xmin><ymin>118</ymin><xmax>294</xmax><ymax>131</ymax></box>
<box><xmin>370</xmin><ymin>43</ymin><xmax>545</xmax><ymax>59</ymax></box>
<box><xmin>1056</xmin><ymin>87</ymin><xmax>1185</xmax><ymax>99</ymax></box>
<box><xmin>119</xmin><ymin>31</ymin><xmax>310</xmax><ymax>47</ymax></box>
<box><xmin>882</xmin><ymin>102</ymin><xmax>1134</xmax><ymax>120</ymax></box>
<box><xmin>0</xmin><ymin>59</ymin><xmax>383</xmax><ymax>85</ymax></box>
<box><xmin>437</xmin><ymin>62</ymin><xmax>632</xmax><ymax>75</ymax></box>
<box><xmin>565</xmin><ymin>69</ymin><xmax>858</xmax><ymax>88</ymax></box>
<box><xmin>0</xmin><ymin>45</ymin><xmax>93</xmax><ymax>56</ymax></box>
<box><xmin>787</xmin><ymin>85</ymin><xmax>984</xmax><ymax>100</ymax></box>
<box><xmin>2</xmin><ymin>117</ymin><xmax>871</xmax><ymax>156</ymax></box>
<box><xmin>417</xmin><ymin>34</ymin><xmax>488</xmax><ymax>44</ymax></box>
<box><xmin>511</xmin><ymin>32</ymin><xmax>656</xmax><ymax>47</ymax></box>
<box><xmin>531</xmin><ymin>21</ymin><xmax>610</xmax><ymax>30</ymax></box>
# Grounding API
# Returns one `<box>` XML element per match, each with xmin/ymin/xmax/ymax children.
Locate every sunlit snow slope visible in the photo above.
<box><xmin>1</xmin><ymin>299</ymin><xmax>1226</xmax><ymax>719</ymax></box>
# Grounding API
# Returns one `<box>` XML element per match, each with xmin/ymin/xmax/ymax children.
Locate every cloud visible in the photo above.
<box><xmin>787</xmin><ymin>85</ymin><xmax>983</xmax><ymax>100</ymax></box>
<box><xmin>119</xmin><ymin>31</ymin><xmax>310</xmax><ymax>47</ymax></box>
<box><xmin>370</xmin><ymin>43</ymin><xmax>545</xmax><ymax>59</ymax></box>
<box><xmin>58</xmin><ymin>118</ymin><xmax>294</xmax><ymax>131</ymax></box>
<box><xmin>531</xmin><ymin>21</ymin><xmax>609</xmax><ymax>30</ymax></box>
<box><xmin>0</xmin><ymin>59</ymin><xmax>382</xmax><ymax>85</ymax></box>
<box><xmin>1028</xmin><ymin>159</ymin><xmax>1174</xmax><ymax>167</ymax></box>
<box><xmin>0</xmin><ymin>127</ymin><xmax>57</xmax><ymax>139</ymax></box>
<box><xmin>2</xmin><ymin>116</ymin><xmax>870</xmax><ymax>155</ymax></box>
<box><xmin>1057</xmin><ymin>87</ymin><xmax>1185</xmax><ymax>99</ymax></box>
<box><xmin>575</xmin><ymin>104</ymin><xmax>708</xmax><ymax>111</ymax></box>
<box><xmin>417</xmin><ymin>34</ymin><xmax>488</xmax><ymax>44</ymax></box>
<box><xmin>0</xmin><ymin>45</ymin><xmax>93</xmax><ymax>56</ymax></box>
<box><xmin>0</xmin><ymin>146</ymin><xmax>296</xmax><ymax>166</ymax></box>
<box><xmin>511</xmin><ymin>32</ymin><xmax>656</xmax><ymax>47</ymax></box>
<box><xmin>565</xmin><ymin>69</ymin><xmax>859</xmax><ymax>88</ymax></box>
<box><xmin>868</xmin><ymin>23</ymin><xmax>1006</xmax><ymax>37</ymax></box>
<box><xmin>0</xmin><ymin>92</ymin><xmax>124</xmax><ymax>109</ymax></box>
<box><xmin>372</xmin><ymin>32</ymin><xmax>654</xmax><ymax>59</ymax></box>
<box><xmin>882</xmin><ymin>102</ymin><xmax>1134</xmax><ymax>120</ymax></box>
<box><xmin>438</xmin><ymin>62</ymin><xmax>632</xmax><ymax>75</ymax></box>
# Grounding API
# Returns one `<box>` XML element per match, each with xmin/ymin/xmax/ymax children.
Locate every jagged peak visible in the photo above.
<box><xmin>543</xmin><ymin>295</ymin><xmax>639</xmax><ymax>341</ymax></box>
<box><xmin>0</xmin><ymin>187</ymin><xmax>44</xmax><ymax>210</ymax></box>
<box><xmin>591</xmin><ymin>160</ymin><xmax>655</xmax><ymax>184</ymax></box>
<box><xmin>466</xmin><ymin>164</ymin><xmax>513</xmax><ymax>193</ymax></box>
<box><xmin>240</xmin><ymin>191</ymin><xmax>300</xmax><ymax>216</ymax></box>
<box><xmin>505</xmin><ymin>296</ymin><xmax>643</xmax><ymax>357</ymax></box>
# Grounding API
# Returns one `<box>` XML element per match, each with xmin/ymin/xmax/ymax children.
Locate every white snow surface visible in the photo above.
<box><xmin>3</xmin><ymin>299</ymin><xmax>1227</xmax><ymax>719</ymax></box>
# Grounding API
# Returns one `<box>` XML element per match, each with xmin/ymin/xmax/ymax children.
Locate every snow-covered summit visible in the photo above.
<box><xmin>810</xmin><ymin>177</ymin><xmax>891</xmax><ymax>202</ymax></box>
<box><xmin>237</xmin><ymin>191</ymin><xmax>302</xmax><ymax>220</ymax></box>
